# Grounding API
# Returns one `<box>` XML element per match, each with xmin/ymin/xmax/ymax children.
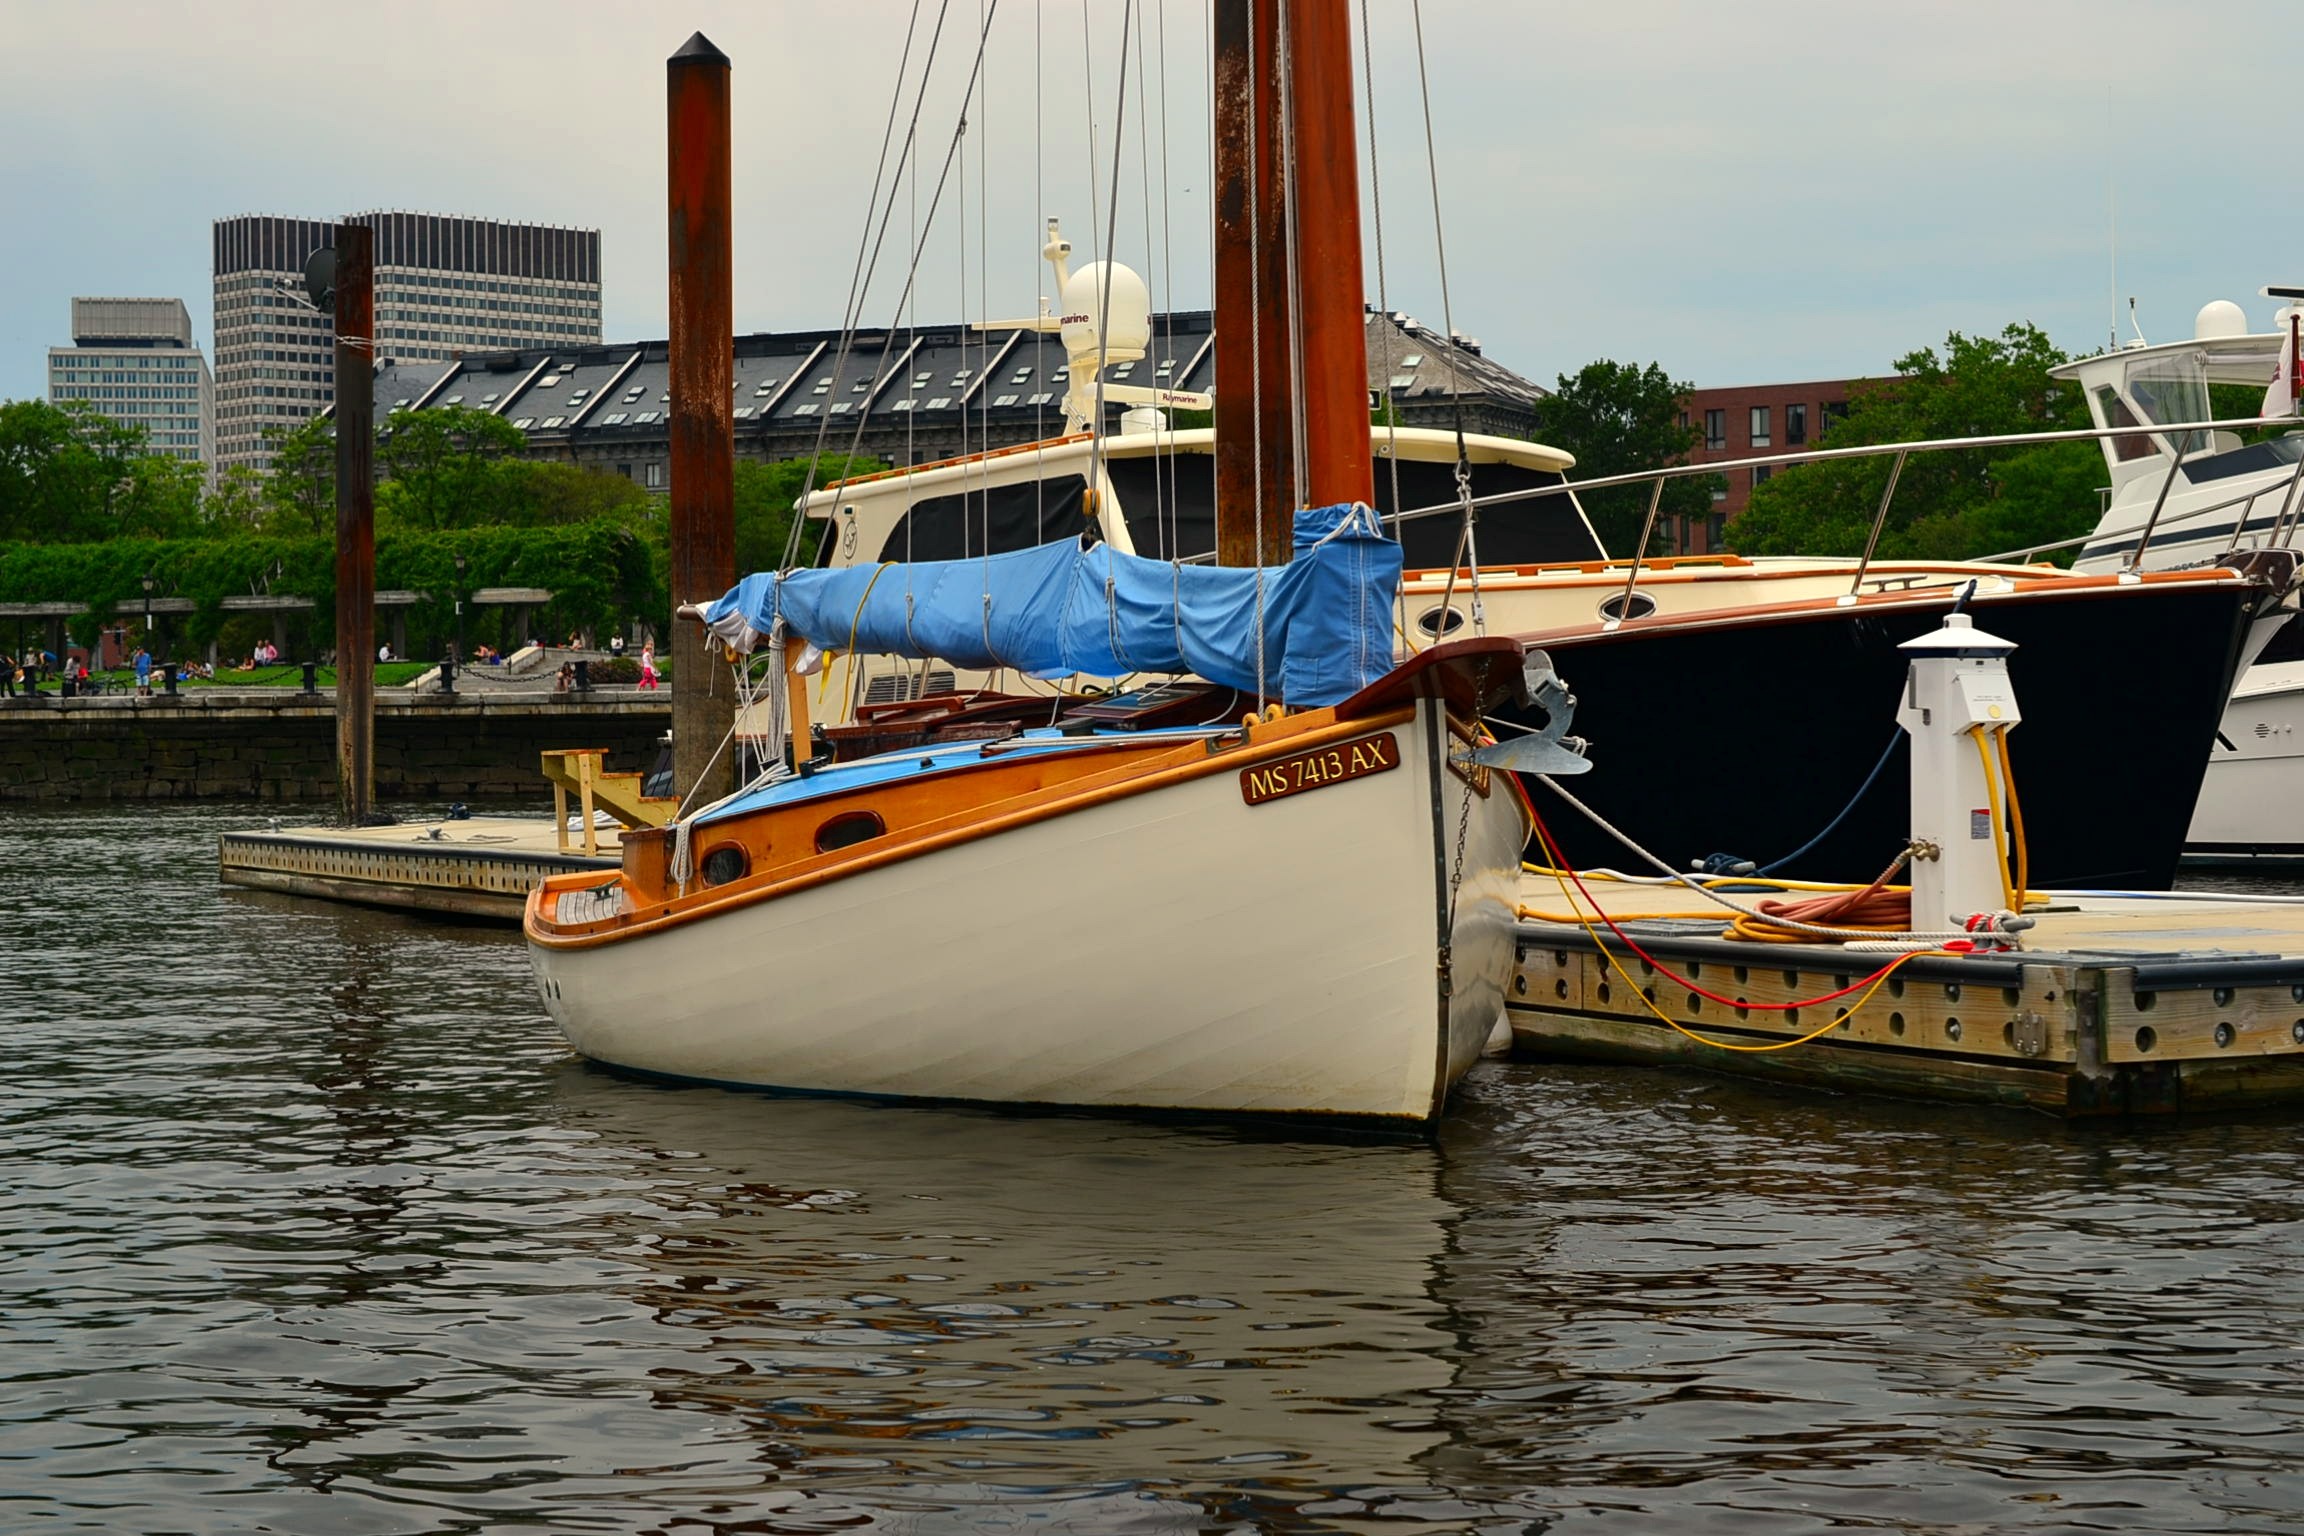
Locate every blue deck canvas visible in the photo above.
<box><xmin>700</xmin><ymin>503</ymin><xmax>1401</xmax><ymax>705</ymax></box>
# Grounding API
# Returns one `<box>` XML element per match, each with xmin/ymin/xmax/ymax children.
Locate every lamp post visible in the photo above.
<box><xmin>445</xmin><ymin>551</ymin><xmax>466</xmax><ymax>696</ymax></box>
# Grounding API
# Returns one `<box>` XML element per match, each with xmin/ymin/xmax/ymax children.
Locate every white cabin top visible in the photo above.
<box><xmin>800</xmin><ymin>424</ymin><xmax>1594</xmax><ymax>574</ymax></box>
<box><xmin>2051</xmin><ymin>308</ymin><xmax>2289</xmax><ymax>491</ymax></box>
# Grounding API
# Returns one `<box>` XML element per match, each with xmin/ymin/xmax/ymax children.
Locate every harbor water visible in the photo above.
<box><xmin>8</xmin><ymin>803</ymin><xmax>2304</xmax><ymax>1533</ymax></box>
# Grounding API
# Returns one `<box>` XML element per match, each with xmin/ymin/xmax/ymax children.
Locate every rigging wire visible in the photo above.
<box><xmin>1086</xmin><ymin>0</ymin><xmax>1135</xmax><ymax>530</ymax></box>
<box><xmin>780</xmin><ymin>0</ymin><xmax>942</xmax><ymax>575</ymax></box>
<box><xmin>1357</xmin><ymin>0</ymin><xmax>1407</xmax><ymax>637</ymax></box>
<box><xmin>1151</xmin><ymin>0</ymin><xmax>1181</xmax><ymax>561</ymax></box>
<box><xmin>1410</xmin><ymin>0</ymin><xmax>1483</xmax><ymax>633</ymax></box>
<box><xmin>1245</xmin><ymin>0</ymin><xmax>1268</xmax><ymax>702</ymax></box>
<box><xmin>812</xmin><ymin>0</ymin><xmax>1006</xmax><ymax>567</ymax></box>
<box><xmin>1274</xmin><ymin>0</ymin><xmax>1309</xmax><ymax>512</ymax></box>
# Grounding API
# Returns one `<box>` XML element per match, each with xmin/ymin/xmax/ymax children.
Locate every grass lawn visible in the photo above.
<box><xmin>17</xmin><ymin>661</ymin><xmax>440</xmax><ymax>694</ymax></box>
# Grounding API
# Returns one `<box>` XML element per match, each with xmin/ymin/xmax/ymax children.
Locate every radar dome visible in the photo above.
<box><xmin>1059</xmin><ymin>261</ymin><xmax>1151</xmax><ymax>365</ymax></box>
<box><xmin>2195</xmin><ymin>299</ymin><xmax>2248</xmax><ymax>340</ymax></box>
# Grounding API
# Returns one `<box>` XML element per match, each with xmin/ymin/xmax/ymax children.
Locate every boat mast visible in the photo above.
<box><xmin>1213</xmin><ymin>0</ymin><xmax>1373</xmax><ymax>567</ymax></box>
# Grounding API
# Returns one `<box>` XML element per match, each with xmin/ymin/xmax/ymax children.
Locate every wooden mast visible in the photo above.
<box><xmin>1212</xmin><ymin>0</ymin><xmax>1375</xmax><ymax>568</ymax></box>
<box><xmin>1285</xmin><ymin>1</ymin><xmax>1374</xmax><ymax>513</ymax></box>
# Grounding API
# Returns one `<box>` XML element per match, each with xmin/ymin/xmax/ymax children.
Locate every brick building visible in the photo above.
<box><xmin>1674</xmin><ymin>378</ymin><xmax>1869</xmax><ymax>552</ymax></box>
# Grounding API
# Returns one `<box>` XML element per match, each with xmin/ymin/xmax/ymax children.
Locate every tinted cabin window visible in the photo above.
<box><xmin>700</xmin><ymin>845</ymin><xmax>749</xmax><ymax>885</ymax></box>
<box><xmin>1107</xmin><ymin>454</ymin><xmax>1217</xmax><ymax>562</ymax></box>
<box><xmin>1381</xmin><ymin>460</ymin><xmax>1595</xmax><ymax>568</ymax></box>
<box><xmin>815</xmin><ymin>810</ymin><xmax>886</xmax><ymax>853</ymax></box>
<box><xmin>1110</xmin><ymin>454</ymin><xmax>1598</xmax><ymax>568</ymax></box>
<box><xmin>877</xmin><ymin>475</ymin><xmax>1088</xmax><ymax>561</ymax></box>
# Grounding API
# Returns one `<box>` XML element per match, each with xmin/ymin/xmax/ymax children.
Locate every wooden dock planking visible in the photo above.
<box><xmin>218</xmin><ymin>816</ymin><xmax>618</xmax><ymax>922</ymax></box>
<box><xmin>1509</xmin><ymin>873</ymin><xmax>2304</xmax><ymax>1115</ymax></box>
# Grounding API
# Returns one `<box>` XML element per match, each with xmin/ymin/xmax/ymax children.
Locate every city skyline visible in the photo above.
<box><xmin>5</xmin><ymin>2</ymin><xmax>2303</xmax><ymax>419</ymax></box>
<box><xmin>210</xmin><ymin>211</ymin><xmax>601</xmax><ymax>471</ymax></box>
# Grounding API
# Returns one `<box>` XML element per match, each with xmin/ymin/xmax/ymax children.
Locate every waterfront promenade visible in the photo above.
<box><xmin>0</xmin><ymin>687</ymin><xmax>668</xmax><ymax>800</ymax></box>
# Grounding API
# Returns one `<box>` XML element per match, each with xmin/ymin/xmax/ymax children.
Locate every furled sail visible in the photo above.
<box><xmin>699</xmin><ymin>502</ymin><xmax>1402</xmax><ymax>705</ymax></box>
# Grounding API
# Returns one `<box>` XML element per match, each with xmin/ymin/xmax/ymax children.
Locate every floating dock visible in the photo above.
<box><xmin>219</xmin><ymin>815</ymin><xmax>618</xmax><ymax>921</ymax></box>
<box><xmin>1508</xmin><ymin>876</ymin><xmax>2304</xmax><ymax>1115</ymax></box>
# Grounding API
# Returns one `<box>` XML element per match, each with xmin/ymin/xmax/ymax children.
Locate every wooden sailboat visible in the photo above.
<box><xmin>524</xmin><ymin>2</ymin><xmax>1547</xmax><ymax>1126</ymax></box>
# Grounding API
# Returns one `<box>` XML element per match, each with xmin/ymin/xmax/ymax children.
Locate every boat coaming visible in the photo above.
<box><xmin>527</xmin><ymin>643</ymin><xmax>1532</xmax><ymax>1126</ymax></box>
<box><xmin>1496</xmin><ymin>568</ymin><xmax>2264</xmax><ymax>890</ymax></box>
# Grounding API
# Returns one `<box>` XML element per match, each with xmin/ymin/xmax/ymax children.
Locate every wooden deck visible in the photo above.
<box><xmin>1509</xmin><ymin>873</ymin><xmax>2304</xmax><ymax>1115</ymax></box>
<box><xmin>219</xmin><ymin>815</ymin><xmax>618</xmax><ymax>921</ymax></box>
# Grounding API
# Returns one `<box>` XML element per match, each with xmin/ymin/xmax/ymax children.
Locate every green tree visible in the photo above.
<box><xmin>1729</xmin><ymin>323</ymin><xmax>2102</xmax><ymax>562</ymax></box>
<box><xmin>373</xmin><ymin>405</ymin><xmax>528</xmax><ymax>531</ymax></box>
<box><xmin>1533</xmin><ymin>361</ymin><xmax>1719</xmax><ymax>555</ymax></box>
<box><xmin>504</xmin><ymin>460</ymin><xmax>657</xmax><ymax>529</ymax></box>
<box><xmin>201</xmin><ymin>464</ymin><xmax>269</xmax><ymax>535</ymax></box>
<box><xmin>0</xmin><ymin>399</ymin><xmax>152</xmax><ymax>543</ymax></box>
<box><xmin>736</xmin><ymin>453</ymin><xmax>886</xmax><ymax>574</ymax></box>
<box><xmin>263</xmin><ymin>416</ymin><xmax>335</xmax><ymax>535</ymax></box>
<box><xmin>115</xmin><ymin>453</ymin><xmax>205</xmax><ymax>540</ymax></box>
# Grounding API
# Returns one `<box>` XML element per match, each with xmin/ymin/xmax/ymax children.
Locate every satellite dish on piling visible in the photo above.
<box><xmin>303</xmin><ymin>247</ymin><xmax>337</xmax><ymax>311</ymax></box>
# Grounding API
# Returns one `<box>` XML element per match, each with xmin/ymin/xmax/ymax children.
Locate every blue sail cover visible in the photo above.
<box><xmin>699</xmin><ymin>503</ymin><xmax>1402</xmax><ymax>705</ymax></box>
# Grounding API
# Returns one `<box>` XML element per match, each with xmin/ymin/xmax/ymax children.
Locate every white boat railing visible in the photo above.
<box><xmin>1385</xmin><ymin>414</ymin><xmax>2304</xmax><ymax>609</ymax></box>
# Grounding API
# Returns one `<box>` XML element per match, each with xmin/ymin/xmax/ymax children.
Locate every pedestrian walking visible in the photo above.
<box><xmin>133</xmin><ymin>647</ymin><xmax>152</xmax><ymax>698</ymax></box>
<box><xmin>638</xmin><ymin>641</ymin><xmax>659</xmax><ymax>690</ymax></box>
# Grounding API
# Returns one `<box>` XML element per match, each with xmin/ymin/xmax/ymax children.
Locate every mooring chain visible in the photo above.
<box><xmin>1437</xmin><ymin>656</ymin><xmax>1489</xmax><ymax>998</ymax></box>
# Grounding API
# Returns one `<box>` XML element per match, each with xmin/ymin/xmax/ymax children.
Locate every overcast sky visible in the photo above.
<box><xmin>4</xmin><ymin>0</ymin><xmax>2299</xmax><ymax>411</ymax></box>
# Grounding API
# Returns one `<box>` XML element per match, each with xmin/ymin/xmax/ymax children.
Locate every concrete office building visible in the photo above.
<box><xmin>213</xmin><ymin>211</ymin><xmax>601</xmax><ymax>473</ymax></box>
<box><xmin>46</xmin><ymin>297</ymin><xmax>214</xmax><ymax>466</ymax></box>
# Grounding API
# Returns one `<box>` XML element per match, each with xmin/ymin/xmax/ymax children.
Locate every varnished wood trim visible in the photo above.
<box><xmin>530</xmin><ymin>704</ymin><xmax>1423</xmax><ymax>950</ymax></box>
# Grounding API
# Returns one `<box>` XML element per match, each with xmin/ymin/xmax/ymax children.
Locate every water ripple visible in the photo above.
<box><xmin>3</xmin><ymin>804</ymin><xmax>2303</xmax><ymax>1532</ymax></box>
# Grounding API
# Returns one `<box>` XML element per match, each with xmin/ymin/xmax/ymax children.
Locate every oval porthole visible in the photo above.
<box><xmin>1596</xmin><ymin>591</ymin><xmax>1658</xmax><ymax>622</ymax></box>
<box><xmin>700</xmin><ymin>844</ymin><xmax>749</xmax><ymax>886</ymax></box>
<box><xmin>815</xmin><ymin>809</ymin><xmax>886</xmax><ymax>854</ymax></box>
<box><xmin>1415</xmin><ymin>605</ymin><xmax>1467</xmax><ymax>637</ymax></box>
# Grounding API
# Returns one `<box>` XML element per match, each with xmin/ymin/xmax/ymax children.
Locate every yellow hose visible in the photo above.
<box><xmin>1995</xmin><ymin>725</ymin><xmax>2029</xmax><ymax>910</ymax></box>
<box><xmin>1529</xmin><ymin>860</ymin><xmax>1935</xmax><ymax>1052</ymax></box>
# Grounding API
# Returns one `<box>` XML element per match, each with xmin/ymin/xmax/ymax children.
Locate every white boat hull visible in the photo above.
<box><xmin>530</xmin><ymin>700</ymin><xmax>1524</xmax><ymax>1124</ymax></box>
<box><xmin>2189</xmin><ymin>660</ymin><xmax>2304</xmax><ymax>861</ymax></box>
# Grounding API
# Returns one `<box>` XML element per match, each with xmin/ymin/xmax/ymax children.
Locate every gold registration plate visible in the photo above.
<box><xmin>1241</xmin><ymin>732</ymin><xmax>1401</xmax><ymax>806</ymax></box>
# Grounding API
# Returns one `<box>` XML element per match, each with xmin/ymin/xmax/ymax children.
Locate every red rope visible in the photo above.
<box><xmin>1525</xmin><ymin>799</ymin><xmax>1911</xmax><ymax>1012</ymax></box>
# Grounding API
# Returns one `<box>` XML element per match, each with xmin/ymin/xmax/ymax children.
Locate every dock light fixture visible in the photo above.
<box><xmin>452</xmin><ymin>552</ymin><xmax>467</xmax><ymax>680</ymax></box>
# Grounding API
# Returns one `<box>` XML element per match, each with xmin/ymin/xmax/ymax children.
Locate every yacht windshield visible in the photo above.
<box><xmin>2124</xmin><ymin>352</ymin><xmax>2210</xmax><ymax>434</ymax></box>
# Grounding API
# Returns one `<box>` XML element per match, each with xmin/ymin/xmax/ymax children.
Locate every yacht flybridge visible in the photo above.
<box><xmin>2045</xmin><ymin>291</ymin><xmax>2304</xmax><ymax>862</ymax></box>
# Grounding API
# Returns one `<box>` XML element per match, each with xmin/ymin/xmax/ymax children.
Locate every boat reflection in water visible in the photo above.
<box><xmin>551</xmin><ymin>1065</ymin><xmax>1465</xmax><ymax>1529</ymax></box>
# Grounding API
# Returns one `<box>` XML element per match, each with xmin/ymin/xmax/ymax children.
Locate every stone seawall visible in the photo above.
<box><xmin>0</xmin><ymin>692</ymin><xmax>673</xmax><ymax>801</ymax></box>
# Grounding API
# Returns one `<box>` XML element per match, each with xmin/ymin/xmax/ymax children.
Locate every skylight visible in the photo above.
<box><xmin>603</xmin><ymin>411</ymin><xmax>628</xmax><ymax>425</ymax></box>
<box><xmin>926</xmin><ymin>396</ymin><xmax>953</xmax><ymax>410</ymax></box>
<box><xmin>792</xmin><ymin>403</ymin><xmax>819</xmax><ymax>416</ymax></box>
<box><xmin>633</xmin><ymin>410</ymin><xmax>659</xmax><ymax>423</ymax></box>
<box><xmin>1400</xmin><ymin>353</ymin><xmax>1423</xmax><ymax>367</ymax></box>
<box><xmin>733</xmin><ymin>405</ymin><xmax>754</xmax><ymax>419</ymax></box>
<box><xmin>829</xmin><ymin>401</ymin><xmax>853</xmax><ymax>414</ymax></box>
<box><xmin>513</xmin><ymin>417</ymin><xmax>535</xmax><ymax>429</ymax></box>
<box><xmin>541</xmin><ymin>416</ymin><xmax>565</xmax><ymax>428</ymax></box>
<box><xmin>993</xmin><ymin>393</ymin><xmax>1019</xmax><ymax>407</ymax></box>
<box><xmin>890</xmin><ymin>399</ymin><xmax>916</xmax><ymax>412</ymax></box>
<box><xmin>1026</xmin><ymin>392</ymin><xmax>1054</xmax><ymax>406</ymax></box>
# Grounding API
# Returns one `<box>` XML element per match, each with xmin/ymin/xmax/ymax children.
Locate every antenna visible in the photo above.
<box><xmin>2128</xmin><ymin>296</ymin><xmax>2146</xmax><ymax>347</ymax></box>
